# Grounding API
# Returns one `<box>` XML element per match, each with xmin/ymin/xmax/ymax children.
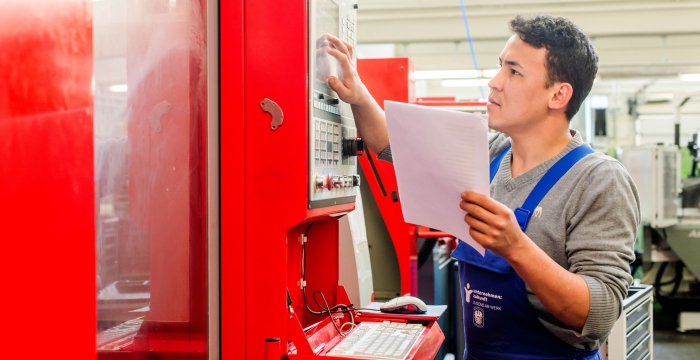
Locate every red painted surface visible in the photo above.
<box><xmin>222</xmin><ymin>5</ymin><xmax>443</xmax><ymax>360</ymax></box>
<box><xmin>357</xmin><ymin>57</ymin><xmax>418</xmax><ymax>296</ymax></box>
<box><xmin>0</xmin><ymin>1</ymin><xmax>95</xmax><ymax>359</ymax></box>
<box><xmin>220</xmin><ymin>0</ymin><xmax>247</xmax><ymax>358</ymax></box>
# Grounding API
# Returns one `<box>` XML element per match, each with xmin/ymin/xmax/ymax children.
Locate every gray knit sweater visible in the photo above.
<box><xmin>377</xmin><ymin>130</ymin><xmax>639</xmax><ymax>350</ymax></box>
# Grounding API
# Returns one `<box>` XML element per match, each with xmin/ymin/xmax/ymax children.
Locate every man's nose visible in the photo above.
<box><xmin>488</xmin><ymin>68</ymin><xmax>504</xmax><ymax>91</ymax></box>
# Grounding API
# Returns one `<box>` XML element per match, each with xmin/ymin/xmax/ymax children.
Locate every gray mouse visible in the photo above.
<box><xmin>379</xmin><ymin>296</ymin><xmax>428</xmax><ymax>314</ymax></box>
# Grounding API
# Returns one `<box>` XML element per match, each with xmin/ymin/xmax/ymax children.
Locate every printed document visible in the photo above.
<box><xmin>384</xmin><ymin>101</ymin><xmax>489</xmax><ymax>255</ymax></box>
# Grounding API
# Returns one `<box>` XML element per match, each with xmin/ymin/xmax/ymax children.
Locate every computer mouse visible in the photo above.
<box><xmin>379</xmin><ymin>296</ymin><xmax>428</xmax><ymax>314</ymax></box>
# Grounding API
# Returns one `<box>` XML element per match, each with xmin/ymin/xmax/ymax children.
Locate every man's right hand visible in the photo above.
<box><xmin>324</xmin><ymin>35</ymin><xmax>371</xmax><ymax>106</ymax></box>
<box><xmin>322</xmin><ymin>33</ymin><xmax>390</xmax><ymax>155</ymax></box>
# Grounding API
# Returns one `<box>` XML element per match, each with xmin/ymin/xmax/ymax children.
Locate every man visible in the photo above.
<box><xmin>324</xmin><ymin>15</ymin><xmax>639</xmax><ymax>359</ymax></box>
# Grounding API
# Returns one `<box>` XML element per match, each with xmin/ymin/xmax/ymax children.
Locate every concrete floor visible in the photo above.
<box><xmin>652</xmin><ymin>308</ymin><xmax>700</xmax><ymax>359</ymax></box>
<box><xmin>654</xmin><ymin>330</ymin><xmax>700</xmax><ymax>359</ymax></box>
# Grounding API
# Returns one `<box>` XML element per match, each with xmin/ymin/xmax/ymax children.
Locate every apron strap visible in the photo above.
<box><xmin>514</xmin><ymin>144</ymin><xmax>595</xmax><ymax>231</ymax></box>
<box><xmin>490</xmin><ymin>145</ymin><xmax>511</xmax><ymax>183</ymax></box>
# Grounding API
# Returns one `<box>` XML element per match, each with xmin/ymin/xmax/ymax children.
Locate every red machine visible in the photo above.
<box><xmin>1</xmin><ymin>1</ymin><xmax>445</xmax><ymax>359</ymax></box>
<box><xmin>0</xmin><ymin>2</ymin><xmax>94</xmax><ymax>358</ymax></box>
<box><xmin>222</xmin><ymin>2</ymin><xmax>444</xmax><ymax>359</ymax></box>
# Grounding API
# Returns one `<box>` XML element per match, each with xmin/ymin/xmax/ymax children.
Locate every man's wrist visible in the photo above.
<box><xmin>504</xmin><ymin>232</ymin><xmax>537</xmax><ymax>266</ymax></box>
<box><xmin>353</xmin><ymin>85</ymin><xmax>373</xmax><ymax>107</ymax></box>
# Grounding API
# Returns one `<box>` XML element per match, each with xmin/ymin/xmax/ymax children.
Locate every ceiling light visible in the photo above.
<box><xmin>109</xmin><ymin>84</ymin><xmax>127</xmax><ymax>93</ymax></box>
<box><xmin>482</xmin><ymin>69</ymin><xmax>499</xmax><ymax>78</ymax></box>
<box><xmin>681</xmin><ymin>74</ymin><xmax>700</xmax><ymax>81</ymax></box>
<box><xmin>441</xmin><ymin>79</ymin><xmax>490</xmax><ymax>87</ymax></box>
<box><xmin>415</xmin><ymin>69</ymin><xmax>499</xmax><ymax>80</ymax></box>
<box><xmin>415</xmin><ymin>70</ymin><xmax>478</xmax><ymax>80</ymax></box>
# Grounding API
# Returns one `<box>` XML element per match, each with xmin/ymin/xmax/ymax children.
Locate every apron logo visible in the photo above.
<box><xmin>473</xmin><ymin>306</ymin><xmax>485</xmax><ymax>328</ymax></box>
<box><xmin>465</xmin><ymin>283</ymin><xmax>474</xmax><ymax>303</ymax></box>
<box><xmin>534</xmin><ymin>206</ymin><xmax>543</xmax><ymax>217</ymax></box>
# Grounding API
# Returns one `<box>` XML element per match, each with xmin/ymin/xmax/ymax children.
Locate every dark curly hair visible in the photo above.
<box><xmin>509</xmin><ymin>15</ymin><xmax>598</xmax><ymax>120</ymax></box>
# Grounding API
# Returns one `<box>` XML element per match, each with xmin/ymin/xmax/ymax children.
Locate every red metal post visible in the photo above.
<box><xmin>0</xmin><ymin>1</ymin><xmax>95</xmax><ymax>359</ymax></box>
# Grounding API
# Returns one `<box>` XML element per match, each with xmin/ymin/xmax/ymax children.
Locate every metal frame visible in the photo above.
<box><xmin>207</xmin><ymin>0</ymin><xmax>220</xmax><ymax>358</ymax></box>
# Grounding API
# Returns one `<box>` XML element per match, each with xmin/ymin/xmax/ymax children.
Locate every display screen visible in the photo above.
<box><xmin>315</xmin><ymin>0</ymin><xmax>339</xmax><ymax>83</ymax></box>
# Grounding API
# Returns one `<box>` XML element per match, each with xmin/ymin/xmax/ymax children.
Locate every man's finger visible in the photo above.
<box><xmin>339</xmin><ymin>38</ymin><xmax>354</xmax><ymax>59</ymax></box>
<box><xmin>326</xmin><ymin>35</ymin><xmax>352</xmax><ymax>61</ymax></box>
<box><xmin>327</xmin><ymin>76</ymin><xmax>350</xmax><ymax>98</ymax></box>
<box><xmin>469</xmin><ymin>227</ymin><xmax>490</xmax><ymax>247</ymax></box>
<box><xmin>465</xmin><ymin>214</ymin><xmax>490</xmax><ymax>235</ymax></box>
<box><xmin>461</xmin><ymin>191</ymin><xmax>504</xmax><ymax>214</ymax></box>
<box><xmin>460</xmin><ymin>201</ymin><xmax>498</xmax><ymax>225</ymax></box>
<box><xmin>326</xmin><ymin>47</ymin><xmax>355</xmax><ymax>80</ymax></box>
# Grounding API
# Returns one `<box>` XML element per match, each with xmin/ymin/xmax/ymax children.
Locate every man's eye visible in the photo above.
<box><xmin>511</xmin><ymin>69</ymin><xmax>520</xmax><ymax>75</ymax></box>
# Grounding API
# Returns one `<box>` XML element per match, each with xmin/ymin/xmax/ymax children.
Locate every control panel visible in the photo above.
<box><xmin>308</xmin><ymin>0</ymin><xmax>362</xmax><ymax>209</ymax></box>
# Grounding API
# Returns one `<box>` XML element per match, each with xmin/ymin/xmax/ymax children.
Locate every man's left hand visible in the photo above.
<box><xmin>460</xmin><ymin>191</ymin><xmax>527</xmax><ymax>259</ymax></box>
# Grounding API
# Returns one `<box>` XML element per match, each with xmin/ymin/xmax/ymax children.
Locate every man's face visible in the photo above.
<box><xmin>487</xmin><ymin>35</ymin><xmax>552</xmax><ymax>134</ymax></box>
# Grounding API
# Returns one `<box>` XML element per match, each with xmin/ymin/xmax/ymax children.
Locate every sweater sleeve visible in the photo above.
<box><xmin>376</xmin><ymin>144</ymin><xmax>393</xmax><ymax>163</ymax></box>
<box><xmin>565</xmin><ymin>159</ymin><xmax>639</xmax><ymax>340</ymax></box>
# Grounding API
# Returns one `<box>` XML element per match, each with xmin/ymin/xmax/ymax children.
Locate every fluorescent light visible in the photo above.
<box><xmin>482</xmin><ymin>69</ymin><xmax>499</xmax><ymax>78</ymax></box>
<box><xmin>415</xmin><ymin>69</ymin><xmax>499</xmax><ymax>80</ymax></box>
<box><xmin>681</xmin><ymin>74</ymin><xmax>700</xmax><ymax>81</ymax></box>
<box><xmin>441</xmin><ymin>79</ymin><xmax>490</xmax><ymax>87</ymax></box>
<box><xmin>109</xmin><ymin>84</ymin><xmax>127</xmax><ymax>93</ymax></box>
<box><xmin>415</xmin><ymin>70</ymin><xmax>478</xmax><ymax>80</ymax></box>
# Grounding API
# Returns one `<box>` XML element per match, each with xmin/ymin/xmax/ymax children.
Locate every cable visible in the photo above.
<box><xmin>654</xmin><ymin>261</ymin><xmax>684</xmax><ymax>298</ymax></box>
<box><xmin>459</xmin><ymin>0</ymin><xmax>485</xmax><ymax>100</ymax></box>
<box><xmin>300</xmin><ymin>221</ymin><xmax>356</xmax><ymax>337</ymax></box>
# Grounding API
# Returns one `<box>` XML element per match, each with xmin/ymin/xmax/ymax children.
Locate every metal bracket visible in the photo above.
<box><xmin>260</xmin><ymin>98</ymin><xmax>284</xmax><ymax>131</ymax></box>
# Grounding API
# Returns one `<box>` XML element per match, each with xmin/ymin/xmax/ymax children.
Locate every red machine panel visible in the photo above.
<box><xmin>0</xmin><ymin>1</ymin><xmax>95</xmax><ymax>358</ymax></box>
<box><xmin>222</xmin><ymin>2</ymin><xmax>444</xmax><ymax>359</ymax></box>
<box><xmin>357</xmin><ymin>58</ymin><xmax>419</xmax><ymax>297</ymax></box>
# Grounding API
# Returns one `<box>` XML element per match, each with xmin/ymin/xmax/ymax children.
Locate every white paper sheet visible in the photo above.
<box><xmin>385</xmin><ymin>101</ymin><xmax>489</xmax><ymax>255</ymax></box>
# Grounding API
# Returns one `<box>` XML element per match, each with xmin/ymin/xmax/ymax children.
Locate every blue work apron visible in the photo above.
<box><xmin>452</xmin><ymin>144</ymin><xmax>601</xmax><ymax>360</ymax></box>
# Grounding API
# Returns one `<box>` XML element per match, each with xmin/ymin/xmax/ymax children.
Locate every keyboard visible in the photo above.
<box><xmin>97</xmin><ymin>316</ymin><xmax>144</xmax><ymax>351</ymax></box>
<box><xmin>327</xmin><ymin>321</ymin><xmax>424</xmax><ymax>359</ymax></box>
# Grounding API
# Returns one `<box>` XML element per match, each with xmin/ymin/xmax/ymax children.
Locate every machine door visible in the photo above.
<box><xmin>94</xmin><ymin>0</ymin><xmax>217</xmax><ymax>358</ymax></box>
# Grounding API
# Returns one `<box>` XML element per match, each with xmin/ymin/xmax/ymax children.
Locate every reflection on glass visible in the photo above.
<box><xmin>94</xmin><ymin>0</ymin><xmax>208</xmax><ymax>357</ymax></box>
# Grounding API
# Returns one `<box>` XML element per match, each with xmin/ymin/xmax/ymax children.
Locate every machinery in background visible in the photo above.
<box><xmin>619</xmin><ymin>90</ymin><xmax>700</xmax><ymax>334</ymax></box>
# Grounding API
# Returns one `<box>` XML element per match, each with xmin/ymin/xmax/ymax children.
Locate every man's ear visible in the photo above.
<box><xmin>549</xmin><ymin>82</ymin><xmax>573</xmax><ymax>112</ymax></box>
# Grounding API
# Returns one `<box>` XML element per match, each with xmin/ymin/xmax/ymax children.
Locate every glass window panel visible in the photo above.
<box><xmin>94</xmin><ymin>0</ymin><xmax>208</xmax><ymax>358</ymax></box>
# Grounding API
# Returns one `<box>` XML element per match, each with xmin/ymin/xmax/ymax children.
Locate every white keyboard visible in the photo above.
<box><xmin>97</xmin><ymin>316</ymin><xmax>144</xmax><ymax>351</ymax></box>
<box><xmin>327</xmin><ymin>321</ymin><xmax>424</xmax><ymax>359</ymax></box>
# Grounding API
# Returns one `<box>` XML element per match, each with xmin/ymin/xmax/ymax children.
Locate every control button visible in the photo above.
<box><xmin>326</xmin><ymin>174</ymin><xmax>334</xmax><ymax>191</ymax></box>
<box><xmin>343</xmin><ymin>137</ymin><xmax>364</xmax><ymax>157</ymax></box>
<box><xmin>327</xmin><ymin>98</ymin><xmax>339</xmax><ymax>105</ymax></box>
<box><xmin>352</xmin><ymin>175</ymin><xmax>361</xmax><ymax>187</ymax></box>
<box><xmin>347</xmin><ymin>21</ymin><xmax>352</xmax><ymax>29</ymax></box>
<box><xmin>334</xmin><ymin>125</ymin><xmax>339</xmax><ymax>134</ymax></box>
<box><xmin>314</xmin><ymin>174</ymin><xmax>325</xmax><ymax>191</ymax></box>
<box><xmin>332</xmin><ymin>175</ymin><xmax>342</xmax><ymax>189</ymax></box>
